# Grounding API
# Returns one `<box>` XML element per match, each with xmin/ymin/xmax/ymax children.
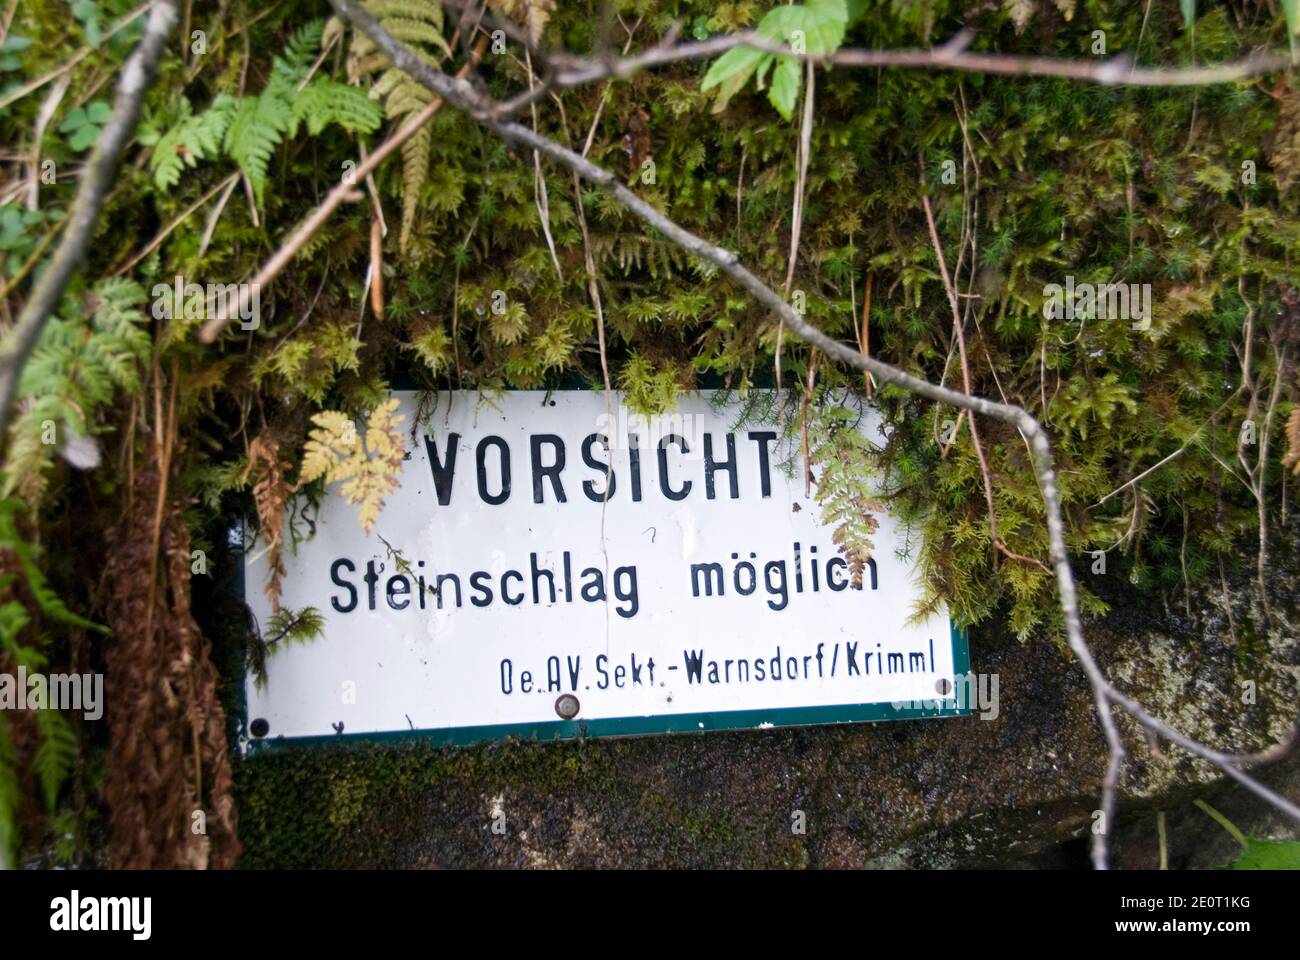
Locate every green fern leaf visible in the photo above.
<box><xmin>33</xmin><ymin>710</ymin><xmax>76</xmax><ymax>812</ymax></box>
<box><xmin>223</xmin><ymin>84</ymin><xmax>294</xmax><ymax>203</ymax></box>
<box><xmin>341</xmin><ymin>0</ymin><xmax>452</xmax><ymax>253</ymax></box>
<box><xmin>0</xmin><ymin>715</ymin><xmax>18</xmax><ymax>866</ymax></box>
<box><xmin>290</xmin><ymin>79</ymin><xmax>383</xmax><ymax>138</ymax></box>
<box><xmin>273</xmin><ymin>19</ymin><xmax>327</xmax><ymax>82</ymax></box>
<box><xmin>149</xmin><ymin>95</ymin><xmax>237</xmax><ymax>190</ymax></box>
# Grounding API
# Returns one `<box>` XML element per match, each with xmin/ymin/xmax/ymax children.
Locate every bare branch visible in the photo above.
<box><xmin>0</xmin><ymin>0</ymin><xmax>180</xmax><ymax>439</ymax></box>
<box><xmin>435</xmin><ymin>8</ymin><xmax>1287</xmax><ymax>122</ymax></box>
<box><xmin>539</xmin><ymin>26</ymin><xmax>1286</xmax><ymax>94</ymax></box>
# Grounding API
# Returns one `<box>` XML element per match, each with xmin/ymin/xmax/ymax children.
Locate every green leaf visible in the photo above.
<box><xmin>1225</xmin><ymin>838</ymin><xmax>1300</xmax><ymax>870</ymax></box>
<box><xmin>71</xmin><ymin>0</ymin><xmax>102</xmax><ymax>49</ymax></box>
<box><xmin>57</xmin><ymin>107</ymin><xmax>87</xmax><ymax>133</ymax></box>
<box><xmin>700</xmin><ymin>44</ymin><xmax>769</xmax><ymax>93</ymax></box>
<box><xmin>768</xmin><ymin>56</ymin><xmax>801</xmax><ymax>120</ymax></box>
<box><xmin>1196</xmin><ymin>799</ymin><xmax>1300</xmax><ymax>869</ymax></box>
<box><xmin>1180</xmin><ymin>0</ymin><xmax>1196</xmax><ymax>29</ymax></box>
<box><xmin>703</xmin><ymin>1</ymin><xmax>847</xmax><ymax>115</ymax></box>
<box><xmin>223</xmin><ymin>85</ymin><xmax>294</xmax><ymax>203</ymax></box>
<box><xmin>58</xmin><ymin>101</ymin><xmax>109</xmax><ymax>151</ymax></box>
<box><xmin>701</xmin><ymin>45</ymin><xmax>772</xmax><ymax>114</ymax></box>
<box><xmin>33</xmin><ymin>710</ymin><xmax>76</xmax><ymax>812</ymax></box>
<box><xmin>85</xmin><ymin>101</ymin><xmax>111</xmax><ymax>124</ymax></box>
<box><xmin>760</xmin><ymin>0</ymin><xmax>848</xmax><ymax>55</ymax></box>
<box><xmin>68</xmin><ymin>124</ymin><xmax>98</xmax><ymax>151</ymax></box>
<box><xmin>289</xmin><ymin>79</ymin><xmax>383</xmax><ymax>138</ymax></box>
<box><xmin>150</xmin><ymin>95</ymin><xmax>237</xmax><ymax>190</ymax></box>
<box><xmin>0</xmin><ymin>715</ymin><xmax>18</xmax><ymax>867</ymax></box>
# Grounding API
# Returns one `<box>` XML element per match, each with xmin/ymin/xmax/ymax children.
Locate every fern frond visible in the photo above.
<box><xmin>298</xmin><ymin>398</ymin><xmax>406</xmax><ymax>532</ymax></box>
<box><xmin>341</xmin><ymin>0</ymin><xmax>452</xmax><ymax>253</ymax></box>
<box><xmin>223</xmin><ymin>84</ymin><xmax>295</xmax><ymax>203</ymax></box>
<box><xmin>149</xmin><ymin>95</ymin><xmax>236</xmax><ymax>191</ymax></box>
<box><xmin>33</xmin><ymin>710</ymin><xmax>76</xmax><ymax>812</ymax></box>
<box><xmin>0</xmin><ymin>715</ymin><xmax>18</xmax><ymax>866</ymax></box>
<box><xmin>290</xmin><ymin>79</ymin><xmax>383</xmax><ymax>138</ymax></box>
<box><xmin>811</xmin><ymin>405</ymin><xmax>882</xmax><ymax>590</ymax></box>
<box><xmin>379</xmin><ymin>17</ymin><xmax>453</xmax><ymax>56</ymax></box>
<box><xmin>399</xmin><ymin>126</ymin><xmax>432</xmax><ymax>250</ymax></box>
<box><xmin>273</xmin><ymin>19</ymin><xmax>327</xmax><ymax>82</ymax></box>
<box><xmin>248</xmin><ymin>606</ymin><xmax>326</xmax><ymax>689</ymax></box>
<box><xmin>4</xmin><ymin>282</ymin><xmax>148</xmax><ymax>506</ymax></box>
<box><xmin>490</xmin><ymin>0</ymin><xmax>556</xmax><ymax>45</ymax></box>
<box><xmin>1283</xmin><ymin>405</ymin><xmax>1300</xmax><ymax>474</ymax></box>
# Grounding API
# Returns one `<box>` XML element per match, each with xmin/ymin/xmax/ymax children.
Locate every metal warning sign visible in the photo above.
<box><xmin>242</xmin><ymin>390</ymin><xmax>970</xmax><ymax>749</ymax></box>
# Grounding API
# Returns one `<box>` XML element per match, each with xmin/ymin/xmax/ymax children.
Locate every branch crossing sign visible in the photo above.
<box><xmin>243</xmin><ymin>391</ymin><xmax>971</xmax><ymax>749</ymax></box>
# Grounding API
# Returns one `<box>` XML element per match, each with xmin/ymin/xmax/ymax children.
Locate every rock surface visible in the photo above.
<box><xmin>236</xmin><ymin>526</ymin><xmax>1300</xmax><ymax>868</ymax></box>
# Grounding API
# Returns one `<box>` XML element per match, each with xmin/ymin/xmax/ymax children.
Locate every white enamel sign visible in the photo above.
<box><xmin>243</xmin><ymin>390</ymin><xmax>969</xmax><ymax>748</ymax></box>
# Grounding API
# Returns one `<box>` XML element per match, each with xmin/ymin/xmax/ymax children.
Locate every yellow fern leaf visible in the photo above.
<box><xmin>298</xmin><ymin>400</ymin><xmax>406</xmax><ymax>532</ymax></box>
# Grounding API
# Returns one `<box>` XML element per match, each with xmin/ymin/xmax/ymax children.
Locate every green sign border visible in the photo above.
<box><xmin>236</xmin><ymin>389</ymin><xmax>974</xmax><ymax>754</ymax></box>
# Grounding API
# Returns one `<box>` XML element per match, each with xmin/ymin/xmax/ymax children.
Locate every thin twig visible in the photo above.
<box><xmin>197</xmin><ymin>174</ymin><xmax>240</xmax><ymax>258</ymax></box>
<box><xmin>919</xmin><ymin>155</ymin><xmax>1049</xmax><ymax>576</ymax></box>
<box><xmin>1092</xmin><ymin>388</ymin><xmax>1244</xmax><ymax>507</ymax></box>
<box><xmin>113</xmin><ymin>172</ymin><xmax>240</xmax><ymax>275</ymax></box>
<box><xmin>525</xmin><ymin>49</ymin><xmax>562</xmax><ymax>281</ymax></box>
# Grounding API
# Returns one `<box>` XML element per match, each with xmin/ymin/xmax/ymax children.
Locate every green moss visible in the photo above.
<box><xmin>234</xmin><ymin>731</ymin><xmax>818</xmax><ymax>868</ymax></box>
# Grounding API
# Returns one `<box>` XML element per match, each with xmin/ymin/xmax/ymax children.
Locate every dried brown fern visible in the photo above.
<box><xmin>1270</xmin><ymin>80</ymin><xmax>1300</xmax><ymax>195</ymax></box>
<box><xmin>243</xmin><ymin>430</ymin><xmax>293</xmax><ymax>611</ymax></box>
<box><xmin>104</xmin><ymin>460</ymin><xmax>239</xmax><ymax>869</ymax></box>
<box><xmin>1283</xmin><ymin>404</ymin><xmax>1300</xmax><ymax>475</ymax></box>
<box><xmin>491</xmin><ymin>0</ymin><xmax>556</xmax><ymax>45</ymax></box>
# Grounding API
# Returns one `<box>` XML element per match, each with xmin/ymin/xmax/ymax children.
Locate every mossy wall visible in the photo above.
<box><xmin>233</xmin><ymin>534</ymin><xmax>1299</xmax><ymax>868</ymax></box>
<box><xmin>4</xmin><ymin>0</ymin><xmax>1299</xmax><ymax>868</ymax></box>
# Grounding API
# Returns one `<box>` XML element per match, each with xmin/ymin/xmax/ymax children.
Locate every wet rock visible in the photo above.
<box><xmin>236</xmin><ymin>526</ymin><xmax>1300</xmax><ymax>868</ymax></box>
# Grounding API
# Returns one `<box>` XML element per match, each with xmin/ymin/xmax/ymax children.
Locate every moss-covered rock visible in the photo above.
<box><xmin>235</xmin><ymin>521</ymin><xmax>1299</xmax><ymax>868</ymax></box>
